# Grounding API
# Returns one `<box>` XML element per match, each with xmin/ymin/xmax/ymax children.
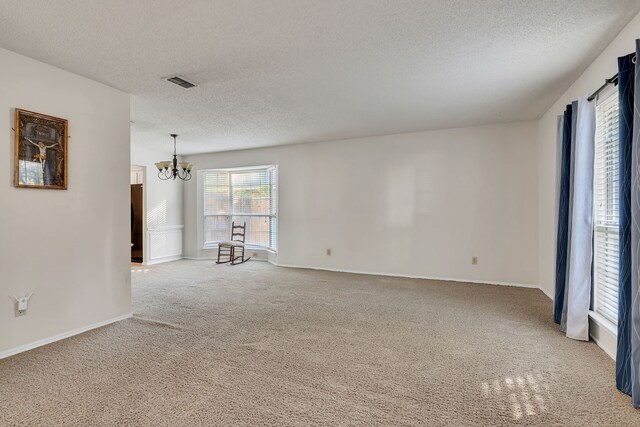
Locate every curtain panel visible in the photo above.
<box><xmin>566</xmin><ymin>96</ymin><xmax>595</xmax><ymax>341</ymax></box>
<box><xmin>616</xmin><ymin>46</ymin><xmax>640</xmax><ymax>408</ymax></box>
<box><xmin>554</xmin><ymin>105</ymin><xmax>573</xmax><ymax>324</ymax></box>
<box><xmin>554</xmin><ymin>97</ymin><xmax>595</xmax><ymax>341</ymax></box>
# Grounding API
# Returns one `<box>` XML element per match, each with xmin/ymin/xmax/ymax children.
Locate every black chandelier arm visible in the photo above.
<box><xmin>157</xmin><ymin>168</ymin><xmax>174</xmax><ymax>180</ymax></box>
<box><xmin>156</xmin><ymin>164</ymin><xmax>192</xmax><ymax>181</ymax></box>
<box><xmin>176</xmin><ymin>169</ymin><xmax>192</xmax><ymax>181</ymax></box>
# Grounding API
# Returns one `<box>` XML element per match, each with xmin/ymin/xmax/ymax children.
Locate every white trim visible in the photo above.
<box><xmin>203</xmin><ymin>164</ymin><xmax>277</xmax><ymax>173</ymax></box>
<box><xmin>590</xmin><ymin>332</ymin><xmax>616</xmax><ymax>360</ymax></box>
<box><xmin>146</xmin><ymin>255</ymin><xmax>183</xmax><ymax>265</ymax></box>
<box><xmin>0</xmin><ymin>312</ymin><xmax>133</xmax><ymax>360</ymax></box>
<box><xmin>184</xmin><ymin>256</ymin><xmax>268</xmax><ymax>262</ymax></box>
<box><xmin>187</xmin><ymin>257</ymin><xmax>535</xmax><ymax>283</ymax></box>
<box><xmin>537</xmin><ymin>287</ymin><xmax>617</xmax><ymax>361</ymax></box>
<box><xmin>192</xmin><ymin>246</ymin><xmax>272</xmax><ymax>261</ymax></box>
<box><xmin>268</xmin><ymin>260</ymin><xmax>538</xmax><ymax>289</ymax></box>
<box><xmin>200</xmin><ymin>245</ymin><xmax>276</xmax><ymax>253</ymax></box>
<box><xmin>266</xmin><ymin>262</ymin><xmax>616</xmax><ymax>360</ymax></box>
<box><xmin>538</xmin><ymin>285</ymin><xmax>554</xmax><ymax>300</ymax></box>
<box><xmin>201</xmin><ymin>166</ymin><xmax>278</xmax><ymax>253</ymax></box>
<box><xmin>148</xmin><ymin>225</ymin><xmax>185</xmax><ymax>231</ymax></box>
<box><xmin>589</xmin><ymin>310</ymin><xmax>617</xmax><ymax>336</ymax></box>
<box><xmin>589</xmin><ymin>312</ymin><xmax>617</xmax><ymax>360</ymax></box>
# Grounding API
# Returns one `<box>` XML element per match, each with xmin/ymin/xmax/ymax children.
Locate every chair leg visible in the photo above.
<box><xmin>216</xmin><ymin>246</ymin><xmax>233</xmax><ymax>264</ymax></box>
<box><xmin>229</xmin><ymin>246</ymin><xmax>251</xmax><ymax>265</ymax></box>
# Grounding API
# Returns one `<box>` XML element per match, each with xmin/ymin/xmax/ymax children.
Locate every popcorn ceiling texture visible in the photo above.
<box><xmin>1</xmin><ymin>260</ymin><xmax>638</xmax><ymax>426</ymax></box>
<box><xmin>0</xmin><ymin>1</ymin><xmax>639</xmax><ymax>154</ymax></box>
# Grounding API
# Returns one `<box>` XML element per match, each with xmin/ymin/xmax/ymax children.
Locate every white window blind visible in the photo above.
<box><xmin>203</xmin><ymin>166</ymin><xmax>277</xmax><ymax>250</ymax></box>
<box><xmin>593</xmin><ymin>85</ymin><xmax>620</xmax><ymax>325</ymax></box>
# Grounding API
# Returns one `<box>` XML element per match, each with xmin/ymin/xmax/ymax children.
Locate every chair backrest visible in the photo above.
<box><xmin>231</xmin><ymin>222</ymin><xmax>247</xmax><ymax>243</ymax></box>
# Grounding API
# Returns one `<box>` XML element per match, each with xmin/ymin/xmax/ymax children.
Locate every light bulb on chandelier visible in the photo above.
<box><xmin>154</xmin><ymin>134</ymin><xmax>192</xmax><ymax>181</ymax></box>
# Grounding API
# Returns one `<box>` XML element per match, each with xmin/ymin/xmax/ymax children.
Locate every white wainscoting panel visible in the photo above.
<box><xmin>148</xmin><ymin>225</ymin><xmax>183</xmax><ymax>263</ymax></box>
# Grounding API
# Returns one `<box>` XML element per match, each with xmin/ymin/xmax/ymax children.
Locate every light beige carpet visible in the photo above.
<box><xmin>1</xmin><ymin>260</ymin><xmax>638</xmax><ymax>426</ymax></box>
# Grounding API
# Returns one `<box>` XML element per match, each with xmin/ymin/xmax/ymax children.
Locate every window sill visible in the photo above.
<box><xmin>202</xmin><ymin>245</ymin><xmax>277</xmax><ymax>254</ymax></box>
<box><xmin>588</xmin><ymin>310</ymin><xmax>617</xmax><ymax>336</ymax></box>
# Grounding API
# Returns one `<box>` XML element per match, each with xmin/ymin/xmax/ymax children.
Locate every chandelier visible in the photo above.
<box><xmin>154</xmin><ymin>134</ymin><xmax>192</xmax><ymax>181</ymax></box>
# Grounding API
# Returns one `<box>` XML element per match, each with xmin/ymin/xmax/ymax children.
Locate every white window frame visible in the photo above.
<box><xmin>592</xmin><ymin>85</ymin><xmax>620</xmax><ymax>327</ymax></box>
<box><xmin>202</xmin><ymin>165</ymin><xmax>278</xmax><ymax>251</ymax></box>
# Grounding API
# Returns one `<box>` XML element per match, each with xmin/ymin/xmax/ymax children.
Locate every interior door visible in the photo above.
<box><xmin>131</xmin><ymin>184</ymin><xmax>143</xmax><ymax>263</ymax></box>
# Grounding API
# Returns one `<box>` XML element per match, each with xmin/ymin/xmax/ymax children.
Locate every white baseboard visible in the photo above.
<box><xmin>268</xmin><ymin>260</ymin><xmax>538</xmax><ymax>289</ymax></box>
<box><xmin>267</xmin><ymin>261</ymin><xmax>618</xmax><ymax>360</ymax></box>
<box><xmin>590</xmin><ymin>328</ymin><xmax>617</xmax><ymax>360</ymax></box>
<box><xmin>588</xmin><ymin>311</ymin><xmax>617</xmax><ymax>360</ymax></box>
<box><xmin>146</xmin><ymin>255</ymin><xmax>183</xmax><ymax>265</ymax></box>
<box><xmin>0</xmin><ymin>312</ymin><xmax>132</xmax><ymax>360</ymax></box>
<box><xmin>538</xmin><ymin>286</ymin><xmax>554</xmax><ymax>300</ymax></box>
<box><xmin>188</xmin><ymin>256</ymin><xmax>268</xmax><ymax>262</ymax></box>
<box><xmin>526</xmin><ymin>283</ymin><xmax>617</xmax><ymax>361</ymax></box>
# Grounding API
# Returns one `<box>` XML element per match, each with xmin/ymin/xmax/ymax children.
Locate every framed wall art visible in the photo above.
<box><xmin>14</xmin><ymin>109</ymin><xmax>68</xmax><ymax>190</ymax></box>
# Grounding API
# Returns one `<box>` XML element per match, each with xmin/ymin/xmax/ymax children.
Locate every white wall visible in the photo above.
<box><xmin>184</xmin><ymin>121</ymin><xmax>539</xmax><ymax>286</ymax></box>
<box><xmin>0</xmin><ymin>48</ymin><xmax>131</xmax><ymax>356</ymax></box>
<box><xmin>537</xmin><ymin>12</ymin><xmax>640</xmax><ymax>359</ymax></box>
<box><xmin>538</xmin><ymin>13</ymin><xmax>640</xmax><ymax>297</ymax></box>
<box><xmin>131</xmin><ymin>146</ymin><xmax>184</xmax><ymax>264</ymax></box>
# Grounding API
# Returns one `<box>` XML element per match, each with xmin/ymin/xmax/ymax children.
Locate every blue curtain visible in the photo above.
<box><xmin>617</xmin><ymin>48</ymin><xmax>640</xmax><ymax>408</ymax></box>
<box><xmin>617</xmin><ymin>52</ymin><xmax>633</xmax><ymax>399</ymax></box>
<box><xmin>561</xmin><ymin>101</ymin><xmax>581</xmax><ymax>333</ymax></box>
<box><xmin>630</xmin><ymin>41</ymin><xmax>640</xmax><ymax>409</ymax></box>
<box><xmin>554</xmin><ymin>105</ymin><xmax>573</xmax><ymax>324</ymax></box>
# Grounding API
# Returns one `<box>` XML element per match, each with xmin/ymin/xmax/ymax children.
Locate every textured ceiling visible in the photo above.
<box><xmin>1</xmin><ymin>1</ymin><xmax>639</xmax><ymax>154</ymax></box>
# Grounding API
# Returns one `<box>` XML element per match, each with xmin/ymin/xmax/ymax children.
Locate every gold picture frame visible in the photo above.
<box><xmin>14</xmin><ymin>109</ymin><xmax>68</xmax><ymax>190</ymax></box>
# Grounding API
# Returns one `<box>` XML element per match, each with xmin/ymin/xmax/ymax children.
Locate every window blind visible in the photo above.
<box><xmin>203</xmin><ymin>166</ymin><xmax>277</xmax><ymax>250</ymax></box>
<box><xmin>593</xmin><ymin>85</ymin><xmax>620</xmax><ymax>325</ymax></box>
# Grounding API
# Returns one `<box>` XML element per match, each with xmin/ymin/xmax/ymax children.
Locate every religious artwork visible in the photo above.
<box><xmin>14</xmin><ymin>109</ymin><xmax>68</xmax><ymax>189</ymax></box>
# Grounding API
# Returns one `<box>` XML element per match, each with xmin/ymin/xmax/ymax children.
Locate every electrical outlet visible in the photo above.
<box><xmin>252</xmin><ymin>252</ymin><xmax>258</xmax><ymax>258</ymax></box>
<box><xmin>11</xmin><ymin>292</ymin><xmax>33</xmax><ymax>317</ymax></box>
<box><xmin>472</xmin><ymin>256</ymin><xmax>478</xmax><ymax>265</ymax></box>
<box><xmin>326</xmin><ymin>248</ymin><xmax>332</xmax><ymax>256</ymax></box>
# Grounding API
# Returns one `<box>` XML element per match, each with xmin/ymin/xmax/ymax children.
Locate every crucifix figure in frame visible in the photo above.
<box><xmin>25</xmin><ymin>136</ymin><xmax>59</xmax><ymax>180</ymax></box>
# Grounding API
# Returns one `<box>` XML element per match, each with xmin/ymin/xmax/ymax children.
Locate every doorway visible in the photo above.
<box><xmin>131</xmin><ymin>165</ymin><xmax>145</xmax><ymax>263</ymax></box>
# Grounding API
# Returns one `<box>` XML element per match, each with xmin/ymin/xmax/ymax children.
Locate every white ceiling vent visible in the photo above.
<box><xmin>165</xmin><ymin>75</ymin><xmax>197</xmax><ymax>89</ymax></box>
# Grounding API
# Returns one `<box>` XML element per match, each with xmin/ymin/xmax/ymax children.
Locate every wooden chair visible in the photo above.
<box><xmin>216</xmin><ymin>222</ymin><xmax>251</xmax><ymax>265</ymax></box>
